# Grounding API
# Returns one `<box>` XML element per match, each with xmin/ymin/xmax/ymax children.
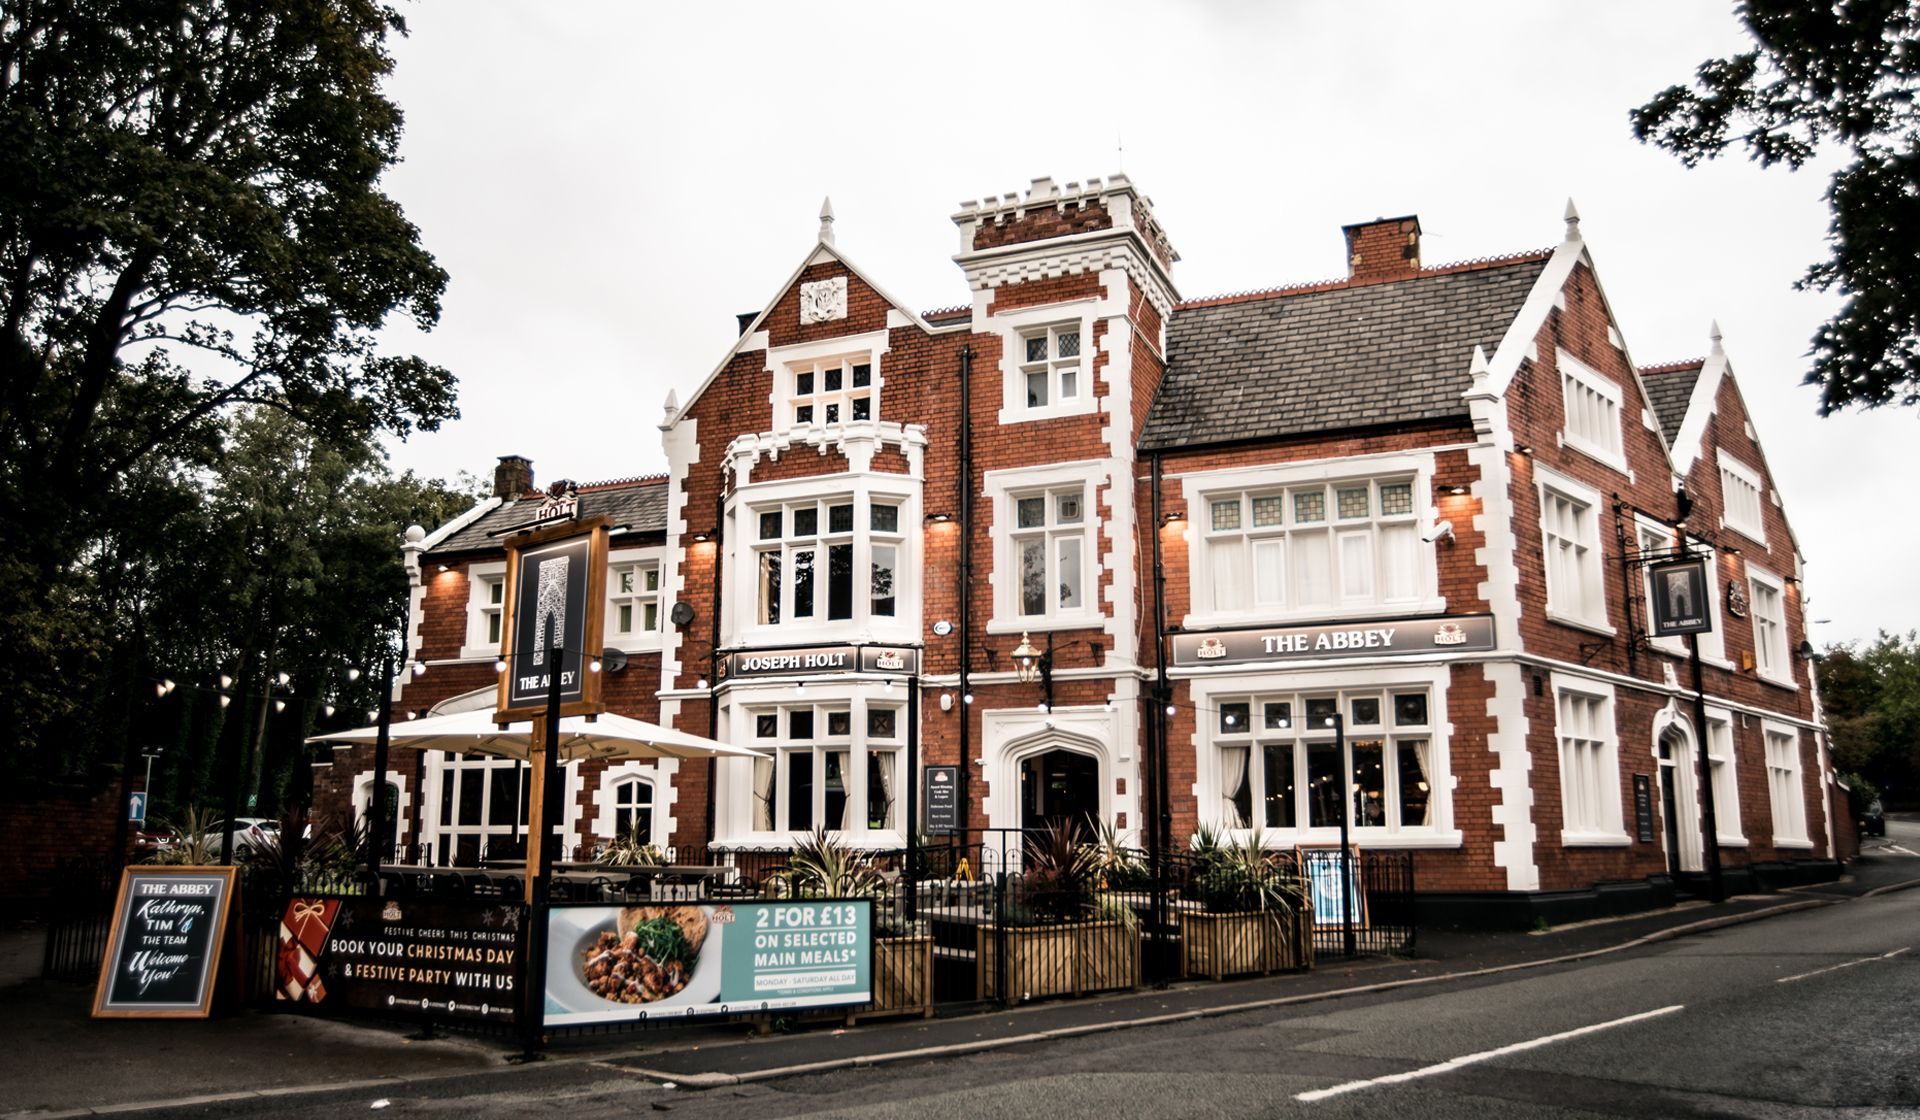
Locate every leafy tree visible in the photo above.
<box><xmin>1818</xmin><ymin>631</ymin><xmax>1920</xmax><ymax>806</ymax></box>
<box><xmin>1632</xmin><ymin>1</ymin><xmax>1920</xmax><ymax>414</ymax></box>
<box><xmin>0</xmin><ymin>1</ymin><xmax>457</xmax><ymax>773</ymax></box>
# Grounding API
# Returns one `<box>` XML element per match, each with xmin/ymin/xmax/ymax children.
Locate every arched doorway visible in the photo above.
<box><xmin>1658</xmin><ymin>724</ymin><xmax>1704</xmax><ymax>877</ymax></box>
<box><xmin>1019</xmin><ymin>748</ymin><xmax>1100</xmax><ymax>835</ymax></box>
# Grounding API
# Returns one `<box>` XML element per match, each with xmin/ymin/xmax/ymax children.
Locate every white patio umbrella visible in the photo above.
<box><xmin>306</xmin><ymin>708</ymin><xmax>761</xmax><ymax>763</ymax></box>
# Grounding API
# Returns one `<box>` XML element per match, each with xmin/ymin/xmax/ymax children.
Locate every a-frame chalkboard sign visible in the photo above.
<box><xmin>92</xmin><ymin>866</ymin><xmax>240</xmax><ymax>1018</ymax></box>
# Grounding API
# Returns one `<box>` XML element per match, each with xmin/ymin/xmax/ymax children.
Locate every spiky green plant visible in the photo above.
<box><xmin>775</xmin><ymin>829</ymin><xmax>886</xmax><ymax>899</ymax></box>
<box><xmin>1194</xmin><ymin>827</ymin><xmax>1305</xmax><ymax>916</ymax></box>
<box><xmin>1081</xmin><ymin>814</ymin><xmax>1148</xmax><ymax>890</ymax></box>
<box><xmin>597</xmin><ymin>832</ymin><xmax>669</xmax><ymax>867</ymax></box>
<box><xmin>150</xmin><ymin>806</ymin><xmax>220</xmax><ymax>866</ymax></box>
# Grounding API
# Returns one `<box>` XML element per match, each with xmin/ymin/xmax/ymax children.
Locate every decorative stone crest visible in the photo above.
<box><xmin>799</xmin><ymin>277</ymin><xmax>847</xmax><ymax>325</ymax></box>
<box><xmin>1726</xmin><ymin>578</ymin><xmax>1749</xmax><ymax>618</ymax></box>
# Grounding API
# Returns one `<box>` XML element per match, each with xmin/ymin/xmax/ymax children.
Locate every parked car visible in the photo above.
<box><xmin>132</xmin><ymin>829</ymin><xmax>175</xmax><ymax>855</ymax></box>
<box><xmin>1861</xmin><ymin>798</ymin><xmax>1887</xmax><ymax>838</ymax></box>
<box><xmin>197</xmin><ymin>818</ymin><xmax>279</xmax><ymax>853</ymax></box>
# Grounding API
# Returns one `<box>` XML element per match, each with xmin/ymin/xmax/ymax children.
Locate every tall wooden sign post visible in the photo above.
<box><xmin>495</xmin><ymin>495</ymin><xmax>608</xmax><ymax>1054</ymax></box>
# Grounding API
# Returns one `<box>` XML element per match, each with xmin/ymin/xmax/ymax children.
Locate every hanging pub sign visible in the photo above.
<box><xmin>1648</xmin><ymin>558</ymin><xmax>1713</xmax><ymax>637</ymax></box>
<box><xmin>93</xmin><ymin>866</ymin><xmax>240</xmax><ymax>1018</ymax></box>
<box><xmin>497</xmin><ymin>515</ymin><xmax>610</xmax><ymax>721</ymax></box>
<box><xmin>1170</xmin><ymin>614</ymin><xmax>1495</xmax><ymax>669</ymax></box>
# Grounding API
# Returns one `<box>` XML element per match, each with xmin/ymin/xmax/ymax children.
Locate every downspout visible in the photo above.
<box><xmin>705</xmin><ymin>477</ymin><xmax>726</xmax><ymax>850</ymax></box>
<box><xmin>957</xmin><ymin>345</ymin><xmax>974</xmax><ymax>829</ymax></box>
<box><xmin>1149</xmin><ymin>452</ymin><xmax>1172</xmax><ymax>939</ymax></box>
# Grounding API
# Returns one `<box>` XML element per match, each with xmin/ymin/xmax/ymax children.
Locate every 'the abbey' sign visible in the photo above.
<box><xmin>1170</xmin><ymin>614</ymin><xmax>1495</xmax><ymax>668</ymax></box>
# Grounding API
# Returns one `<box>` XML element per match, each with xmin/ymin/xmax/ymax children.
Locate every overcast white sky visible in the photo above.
<box><xmin>370</xmin><ymin>1</ymin><xmax>1913</xmax><ymax>649</ymax></box>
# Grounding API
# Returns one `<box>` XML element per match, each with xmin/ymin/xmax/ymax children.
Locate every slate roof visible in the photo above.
<box><xmin>1639</xmin><ymin>361</ymin><xmax>1705</xmax><ymax>446</ymax></box>
<box><xmin>1140</xmin><ymin>255</ymin><xmax>1551</xmax><ymax>450</ymax></box>
<box><xmin>429</xmin><ymin>477</ymin><xmax>669</xmax><ymax>556</ymax></box>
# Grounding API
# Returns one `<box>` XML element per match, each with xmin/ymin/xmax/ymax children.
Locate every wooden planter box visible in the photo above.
<box><xmin>846</xmin><ymin>934</ymin><xmax>933</xmax><ymax>1024</ymax></box>
<box><xmin>1180</xmin><ymin>906</ymin><xmax>1313</xmax><ymax>981</ymax></box>
<box><xmin>977</xmin><ymin>920</ymin><xmax>1141</xmax><ymax>1001</ymax></box>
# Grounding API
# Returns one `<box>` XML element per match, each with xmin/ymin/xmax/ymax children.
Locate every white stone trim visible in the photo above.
<box><xmin>763</xmin><ymin>328</ymin><xmax>892</xmax><ymax>437</ymax></box>
<box><xmin>988</xmin><ymin>298</ymin><xmax>1100</xmax><ymax>425</ymax></box>
<box><xmin>979</xmin><ymin>703</ymin><xmax>1137</xmax><ymax>835</ymax></box>
<box><xmin>659</xmin><ymin>411</ymin><xmax>702</xmax><ymax>735</ymax></box>
<box><xmin>351</xmin><ymin>770</ymin><xmax>413</xmax><ymax>850</ymax></box>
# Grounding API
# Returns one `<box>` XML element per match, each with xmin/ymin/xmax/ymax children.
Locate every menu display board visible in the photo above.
<box><xmin>92</xmin><ymin>867</ymin><xmax>239</xmax><ymax>1018</ymax></box>
<box><xmin>923</xmin><ymin>765</ymin><xmax>960</xmax><ymax>833</ymax></box>
<box><xmin>277</xmin><ymin>896</ymin><xmax>523</xmax><ymax>1026</ymax></box>
<box><xmin>1298</xmin><ymin>846</ymin><xmax>1368</xmax><ymax>929</ymax></box>
<box><xmin>544</xmin><ymin>900</ymin><xmax>872</xmax><ymax>1027</ymax></box>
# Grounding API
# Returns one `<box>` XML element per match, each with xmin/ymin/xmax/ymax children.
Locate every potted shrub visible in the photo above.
<box><xmin>1181</xmin><ymin>828</ymin><xmax>1312</xmax><ymax>980</ymax></box>
<box><xmin>978</xmin><ymin>821</ymin><xmax>1140</xmax><ymax>1001</ymax></box>
<box><xmin>776</xmin><ymin>830</ymin><xmax>933</xmax><ymax>1023</ymax></box>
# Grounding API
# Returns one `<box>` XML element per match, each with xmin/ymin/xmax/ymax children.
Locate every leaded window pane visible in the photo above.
<box><xmin>796</xmin><ymin>371</ymin><xmax>814</xmax><ymax>395</ymax></box>
<box><xmin>760</xmin><ymin>511</ymin><xmax>783</xmax><ymax>539</ymax></box>
<box><xmin>851</xmin><ymin>396</ymin><xmax>871</xmax><ymax>421</ymax></box>
<box><xmin>827</xmin><ymin>711</ymin><xmax>851</xmax><ymax>737</ymax></box>
<box><xmin>1337</xmin><ymin>487</ymin><xmax>1369</xmax><ymax>519</ymax></box>
<box><xmin>1017</xmin><ymin>497</ymin><xmax>1046</xmax><ymax>528</ymax></box>
<box><xmin>1351</xmin><ymin>697</ymin><xmax>1381</xmax><ymax>726</ymax></box>
<box><xmin>794</xmin><ymin>506</ymin><xmax>818</xmax><ymax>535</ymax></box>
<box><xmin>1211</xmin><ymin>499</ymin><xmax>1241</xmax><ymax>531</ymax></box>
<box><xmin>1380</xmin><ymin>482</ymin><xmax>1413</xmax><ymax>516</ymax></box>
<box><xmin>1264</xmin><ymin>701</ymin><xmax>1292</xmax><ymax>729</ymax></box>
<box><xmin>871</xmin><ymin>504</ymin><xmax>899</xmax><ymax>532</ymax></box>
<box><xmin>824</xmin><ymin>366</ymin><xmax>842</xmax><ymax>391</ymax></box>
<box><xmin>852</xmin><ymin>363</ymin><xmax>871</xmax><ymax>387</ymax></box>
<box><xmin>1294</xmin><ymin>490</ymin><xmax>1325</xmax><ymax>523</ymax></box>
<box><xmin>828</xmin><ymin>504</ymin><xmax>854</xmax><ymax>533</ymax></box>
<box><xmin>1394</xmin><ymin>693</ymin><xmax>1428</xmax><ymax>726</ymax></box>
<box><xmin>1057</xmin><ymin>330</ymin><xmax>1079</xmax><ymax>357</ymax></box>
<box><xmin>1056</xmin><ymin>492</ymin><xmax>1082</xmax><ymax>523</ymax></box>
<box><xmin>756</xmin><ymin>714</ymin><xmax>777</xmax><ymax>738</ymax></box>
<box><xmin>868</xmin><ymin>708</ymin><xmax>897</xmax><ymax>738</ymax></box>
<box><xmin>1026</xmin><ymin>336</ymin><xmax>1048</xmax><ymax>363</ymax></box>
<box><xmin>795</xmin><ymin>404</ymin><xmax>814</xmax><ymax>424</ymax></box>
<box><xmin>1251</xmin><ymin>495</ymin><xmax>1285</xmax><ymax>526</ymax></box>
<box><xmin>1306</xmin><ymin>696</ymin><xmax>1338</xmax><ymax>726</ymax></box>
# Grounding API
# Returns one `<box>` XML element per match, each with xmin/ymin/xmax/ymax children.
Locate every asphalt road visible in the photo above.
<box><xmin>149</xmin><ymin>879</ymin><xmax>1919</xmax><ymax>1120</ymax></box>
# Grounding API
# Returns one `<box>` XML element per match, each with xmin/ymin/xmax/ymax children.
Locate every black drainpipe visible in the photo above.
<box><xmin>957</xmin><ymin>345</ymin><xmax>974</xmax><ymax>830</ymax></box>
<box><xmin>704</xmin><ymin>478</ymin><xmax>725</xmax><ymax>851</ymax></box>
<box><xmin>1149</xmin><ymin>452</ymin><xmax>1172</xmax><ymax>882</ymax></box>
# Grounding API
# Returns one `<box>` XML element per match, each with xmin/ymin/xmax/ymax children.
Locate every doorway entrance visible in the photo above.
<box><xmin>1658</xmin><ymin>725</ymin><xmax>1704</xmax><ymax>878</ymax></box>
<box><xmin>1019</xmin><ymin>749</ymin><xmax>1100</xmax><ymax>835</ymax></box>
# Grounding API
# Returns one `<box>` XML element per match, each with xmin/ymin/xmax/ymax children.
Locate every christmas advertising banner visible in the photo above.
<box><xmin>276</xmin><ymin>896</ymin><xmax>522</xmax><ymax>1025</ymax></box>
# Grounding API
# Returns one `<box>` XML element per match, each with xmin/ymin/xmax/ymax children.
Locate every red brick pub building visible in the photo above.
<box><xmin>314</xmin><ymin>176</ymin><xmax>1840</xmax><ymax>928</ymax></box>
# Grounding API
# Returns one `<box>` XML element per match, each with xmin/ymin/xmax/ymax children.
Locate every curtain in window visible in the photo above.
<box><xmin>753</xmin><ymin>756</ymin><xmax>775</xmax><ymax>831</ymax></box>
<box><xmin>870</xmin><ymin>751</ymin><xmax>894</xmax><ymax>829</ymax></box>
<box><xmin>1407</xmin><ymin>740</ymin><xmax>1433</xmax><ymax>826</ymax></box>
<box><xmin>830</xmin><ymin>749</ymin><xmax>853</xmax><ymax>830</ymax></box>
<box><xmin>1221</xmin><ymin>746</ymin><xmax>1250</xmax><ymax>828</ymax></box>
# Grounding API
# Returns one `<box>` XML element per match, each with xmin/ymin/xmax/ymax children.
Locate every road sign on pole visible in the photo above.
<box><xmin>127</xmin><ymin>792</ymin><xmax>147</xmax><ymax>824</ymax></box>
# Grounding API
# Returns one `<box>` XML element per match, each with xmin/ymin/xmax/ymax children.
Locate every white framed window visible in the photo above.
<box><xmin>1717</xmin><ymin>450</ymin><xmax>1767</xmax><ymax>545</ymax></box>
<box><xmin>1012</xmin><ymin>484</ymin><xmax>1089</xmax><ymax>620</ymax></box>
<box><xmin>789</xmin><ymin>356</ymin><xmax>876</xmax><ymax>428</ymax></box>
<box><xmin>1553</xmin><ymin>675</ymin><xmax>1624</xmax><ymax>842</ymax></box>
<box><xmin>1179</xmin><ymin>453</ymin><xmax>1442</xmax><ymax>629</ymax></box>
<box><xmin>1558</xmin><ymin>350</ymin><xmax>1626</xmax><ymax>471</ymax></box>
<box><xmin>607</xmin><ymin>558</ymin><xmax>661</xmax><ymax>647</ymax></box>
<box><xmin>748</xmin><ymin>702</ymin><xmax>902</xmax><ymax>836</ymax></box>
<box><xmin>752</xmin><ymin>496</ymin><xmax>903</xmax><ymax>627</ymax></box>
<box><xmin>765</xmin><ymin>329</ymin><xmax>887</xmax><ymax>436</ymax></box>
<box><xmin>1703</xmin><ymin>708</ymin><xmax>1744</xmax><ymax>843</ymax></box>
<box><xmin>1747</xmin><ymin>565</ymin><xmax>1793</xmax><ymax>686</ymax></box>
<box><xmin>1764</xmin><ymin>721</ymin><xmax>1809</xmax><ymax>845</ymax></box>
<box><xmin>460</xmin><ymin>562</ymin><xmax>507</xmax><ymax>659</ymax></box>
<box><xmin>989</xmin><ymin>301</ymin><xmax>1098</xmax><ymax>424</ymax></box>
<box><xmin>1202</xmin><ymin>476</ymin><xmax>1421</xmax><ymax>617</ymax></box>
<box><xmin>1538</xmin><ymin>467</ymin><xmax>1611</xmax><ymax>633</ymax></box>
<box><xmin>985</xmin><ymin>461</ymin><xmax>1104</xmax><ymax>633</ymax></box>
<box><xmin>611</xmin><ymin>777</ymin><xmax>654</xmax><ymax>842</ymax></box>
<box><xmin>1019</xmin><ymin>324</ymin><xmax>1082</xmax><ymax>410</ymax></box>
<box><xmin>1214</xmin><ymin>688</ymin><xmax>1437</xmax><ymax>836</ymax></box>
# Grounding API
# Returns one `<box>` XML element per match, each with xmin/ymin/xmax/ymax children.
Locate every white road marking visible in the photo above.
<box><xmin>1886</xmin><ymin>844</ymin><xmax>1918</xmax><ymax>857</ymax></box>
<box><xmin>1293</xmin><ymin>1004</ymin><xmax>1685</xmax><ymax>1102</ymax></box>
<box><xmin>1775</xmin><ymin>946</ymin><xmax>1911</xmax><ymax>984</ymax></box>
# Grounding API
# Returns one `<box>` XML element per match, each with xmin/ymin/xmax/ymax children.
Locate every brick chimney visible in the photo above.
<box><xmin>493</xmin><ymin>454</ymin><xmax>534</xmax><ymax>499</ymax></box>
<box><xmin>1343</xmin><ymin>216</ymin><xmax>1421</xmax><ymax>282</ymax></box>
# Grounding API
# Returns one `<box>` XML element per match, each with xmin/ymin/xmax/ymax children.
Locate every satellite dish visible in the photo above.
<box><xmin>669</xmin><ymin>601</ymin><xmax>696</xmax><ymax>627</ymax></box>
<box><xmin>600</xmin><ymin>648</ymin><xmax>629</xmax><ymax>673</ymax></box>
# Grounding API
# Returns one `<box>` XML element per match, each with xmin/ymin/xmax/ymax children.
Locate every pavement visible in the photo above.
<box><xmin>5</xmin><ymin>840</ymin><xmax>1916</xmax><ymax>1120</ymax></box>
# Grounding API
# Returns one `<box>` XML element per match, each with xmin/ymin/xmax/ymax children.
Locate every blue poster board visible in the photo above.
<box><xmin>1298</xmin><ymin>846</ymin><xmax>1366</xmax><ymax>928</ymax></box>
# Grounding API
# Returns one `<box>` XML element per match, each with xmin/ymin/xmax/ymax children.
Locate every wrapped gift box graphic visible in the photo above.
<box><xmin>276</xmin><ymin>898</ymin><xmax>341</xmax><ymax>1003</ymax></box>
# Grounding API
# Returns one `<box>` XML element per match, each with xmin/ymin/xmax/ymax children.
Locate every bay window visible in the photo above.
<box><xmin>753</xmin><ymin>496</ymin><xmax>903</xmax><ymax>628</ymax></box>
<box><xmin>749</xmin><ymin>702</ymin><xmax>902</xmax><ymax>836</ymax></box>
<box><xmin>1214</xmin><ymin>687</ymin><xmax>1436</xmax><ymax>835</ymax></box>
